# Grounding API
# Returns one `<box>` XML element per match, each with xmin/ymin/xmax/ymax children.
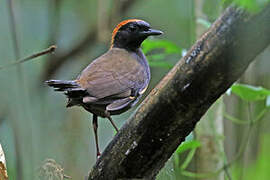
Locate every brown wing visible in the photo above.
<box><xmin>77</xmin><ymin>48</ymin><xmax>147</xmax><ymax>101</ymax></box>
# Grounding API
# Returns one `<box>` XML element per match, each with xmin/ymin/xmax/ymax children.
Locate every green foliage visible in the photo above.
<box><xmin>169</xmin><ymin>83</ymin><xmax>270</xmax><ymax>180</ymax></box>
<box><xmin>225</xmin><ymin>83</ymin><xmax>270</xmax><ymax>125</ymax></box>
<box><xmin>148</xmin><ymin>61</ymin><xmax>174</xmax><ymax>69</ymax></box>
<box><xmin>173</xmin><ymin>140</ymin><xmax>201</xmax><ymax>177</ymax></box>
<box><xmin>228</xmin><ymin>83</ymin><xmax>270</xmax><ymax>103</ymax></box>
<box><xmin>232</xmin><ymin>134</ymin><xmax>270</xmax><ymax>180</ymax></box>
<box><xmin>142</xmin><ymin>39</ymin><xmax>182</xmax><ymax>55</ymax></box>
<box><xmin>175</xmin><ymin>140</ymin><xmax>201</xmax><ymax>155</ymax></box>
<box><xmin>224</xmin><ymin>84</ymin><xmax>270</xmax><ymax>179</ymax></box>
<box><xmin>247</xmin><ymin>134</ymin><xmax>270</xmax><ymax>180</ymax></box>
<box><xmin>224</xmin><ymin>107</ymin><xmax>268</xmax><ymax>125</ymax></box>
<box><xmin>222</xmin><ymin>0</ymin><xmax>270</xmax><ymax>12</ymax></box>
<box><xmin>142</xmin><ymin>39</ymin><xmax>182</xmax><ymax>69</ymax></box>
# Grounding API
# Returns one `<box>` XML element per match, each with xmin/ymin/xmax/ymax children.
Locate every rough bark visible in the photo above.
<box><xmin>88</xmin><ymin>5</ymin><xmax>270</xmax><ymax>180</ymax></box>
<box><xmin>194</xmin><ymin>1</ymin><xmax>225</xmax><ymax>179</ymax></box>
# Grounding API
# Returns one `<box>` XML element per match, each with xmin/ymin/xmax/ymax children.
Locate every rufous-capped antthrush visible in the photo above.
<box><xmin>45</xmin><ymin>19</ymin><xmax>163</xmax><ymax>157</ymax></box>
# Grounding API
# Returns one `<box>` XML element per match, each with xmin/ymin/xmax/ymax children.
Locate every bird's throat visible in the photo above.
<box><xmin>112</xmin><ymin>37</ymin><xmax>146</xmax><ymax>52</ymax></box>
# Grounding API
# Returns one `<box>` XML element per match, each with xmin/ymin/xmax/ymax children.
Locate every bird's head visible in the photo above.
<box><xmin>111</xmin><ymin>19</ymin><xmax>163</xmax><ymax>51</ymax></box>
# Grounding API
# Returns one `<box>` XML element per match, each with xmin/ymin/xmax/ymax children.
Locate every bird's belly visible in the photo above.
<box><xmin>82</xmin><ymin>104</ymin><xmax>108</xmax><ymax>117</ymax></box>
<box><xmin>108</xmin><ymin>97</ymin><xmax>140</xmax><ymax>115</ymax></box>
<box><xmin>82</xmin><ymin>96</ymin><xmax>140</xmax><ymax>117</ymax></box>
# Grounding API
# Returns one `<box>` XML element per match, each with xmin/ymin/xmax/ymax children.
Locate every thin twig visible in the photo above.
<box><xmin>6</xmin><ymin>1</ymin><xmax>54</xmax><ymax>179</ymax></box>
<box><xmin>0</xmin><ymin>45</ymin><xmax>57</xmax><ymax>70</ymax></box>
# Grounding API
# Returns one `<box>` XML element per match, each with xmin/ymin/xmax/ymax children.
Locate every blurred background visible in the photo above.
<box><xmin>0</xmin><ymin>0</ymin><xmax>269</xmax><ymax>179</ymax></box>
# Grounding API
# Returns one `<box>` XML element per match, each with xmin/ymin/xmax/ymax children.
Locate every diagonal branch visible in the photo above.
<box><xmin>88</xmin><ymin>4</ymin><xmax>270</xmax><ymax>180</ymax></box>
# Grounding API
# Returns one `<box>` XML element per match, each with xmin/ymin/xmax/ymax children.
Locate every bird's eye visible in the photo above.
<box><xmin>142</xmin><ymin>26</ymin><xmax>150</xmax><ymax>31</ymax></box>
<box><xmin>129</xmin><ymin>25</ymin><xmax>137</xmax><ymax>32</ymax></box>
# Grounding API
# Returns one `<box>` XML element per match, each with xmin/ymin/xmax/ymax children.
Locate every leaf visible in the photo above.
<box><xmin>142</xmin><ymin>39</ymin><xmax>182</xmax><ymax>55</ymax></box>
<box><xmin>236</xmin><ymin>0</ymin><xmax>261</xmax><ymax>12</ymax></box>
<box><xmin>222</xmin><ymin>0</ymin><xmax>270</xmax><ymax>13</ymax></box>
<box><xmin>148</xmin><ymin>61</ymin><xmax>174</xmax><ymax>69</ymax></box>
<box><xmin>142</xmin><ymin>39</ymin><xmax>181</xmax><ymax>69</ymax></box>
<box><xmin>230</xmin><ymin>83</ymin><xmax>270</xmax><ymax>101</ymax></box>
<box><xmin>176</xmin><ymin>140</ymin><xmax>201</xmax><ymax>154</ymax></box>
<box><xmin>148</xmin><ymin>54</ymin><xmax>166</xmax><ymax>61</ymax></box>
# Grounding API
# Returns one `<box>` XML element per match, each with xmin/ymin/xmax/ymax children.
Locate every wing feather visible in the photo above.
<box><xmin>77</xmin><ymin>48</ymin><xmax>147</xmax><ymax>101</ymax></box>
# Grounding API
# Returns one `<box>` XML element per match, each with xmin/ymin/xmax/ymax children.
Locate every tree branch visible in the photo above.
<box><xmin>88</xmin><ymin>4</ymin><xmax>270</xmax><ymax>180</ymax></box>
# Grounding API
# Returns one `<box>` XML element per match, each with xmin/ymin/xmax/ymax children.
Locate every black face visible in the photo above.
<box><xmin>113</xmin><ymin>21</ymin><xmax>163</xmax><ymax>51</ymax></box>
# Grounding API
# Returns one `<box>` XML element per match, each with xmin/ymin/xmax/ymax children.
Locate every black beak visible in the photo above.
<box><xmin>142</xmin><ymin>29</ymin><xmax>163</xmax><ymax>36</ymax></box>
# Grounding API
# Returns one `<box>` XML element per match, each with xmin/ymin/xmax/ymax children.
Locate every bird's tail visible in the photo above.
<box><xmin>45</xmin><ymin>80</ymin><xmax>87</xmax><ymax>107</ymax></box>
<box><xmin>45</xmin><ymin>80</ymin><xmax>80</xmax><ymax>91</ymax></box>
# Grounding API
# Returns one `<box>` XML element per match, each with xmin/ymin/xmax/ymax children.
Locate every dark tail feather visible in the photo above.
<box><xmin>45</xmin><ymin>80</ymin><xmax>87</xmax><ymax>107</ymax></box>
<box><xmin>45</xmin><ymin>80</ymin><xmax>80</xmax><ymax>91</ymax></box>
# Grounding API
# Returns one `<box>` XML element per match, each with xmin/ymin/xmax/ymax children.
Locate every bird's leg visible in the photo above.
<box><xmin>92</xmin><ymin>114</ymin><xmax>101</xmax><ymax>158</ymax></box>
<box><xmin>107</xmin><ymin>116</ymin><xmax>119</xmax><ymax>133</ymax></box>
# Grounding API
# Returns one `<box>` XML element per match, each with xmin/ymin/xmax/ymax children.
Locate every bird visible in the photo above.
<box><xmin>45</xmin><ymin>19</ymin><xmax>163</xmax><ymax>157</ymax></box>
